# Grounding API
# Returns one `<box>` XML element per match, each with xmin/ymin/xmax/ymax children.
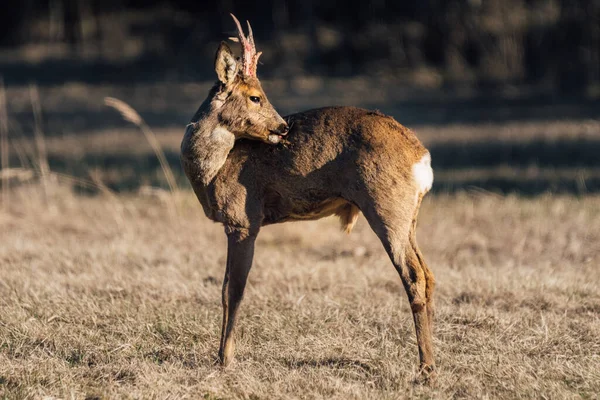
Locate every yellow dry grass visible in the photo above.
<box><xmin>1</xmin><ymin>184</ymin><xmax>599</xmax><ymax>399</ymax></box>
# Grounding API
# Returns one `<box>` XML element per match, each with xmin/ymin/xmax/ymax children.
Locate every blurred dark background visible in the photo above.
<box><xmin>1</xmin><ymin>0</ymin><xmax>600</xmax><ymax>195</ymax></box>
<box><xmin>2</xmin><ymin>0</ymin><xmax>600</xmax><ymax>93</ymax></box>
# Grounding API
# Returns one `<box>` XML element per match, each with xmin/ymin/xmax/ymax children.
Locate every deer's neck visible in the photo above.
<box><xmin>181</xmin><ymin>97</ymin><xmax>235</xmax><ymax>185</ymax></box>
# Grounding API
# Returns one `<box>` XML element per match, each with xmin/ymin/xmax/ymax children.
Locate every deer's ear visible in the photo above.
<box><xmin>215</xmin><ymin>42</ymin><xmax>238</xmax><ymax>85</ymax></box>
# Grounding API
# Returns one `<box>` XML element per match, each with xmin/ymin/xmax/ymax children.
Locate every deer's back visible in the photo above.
<box><xmin>208</xmin><ymin>106</ymin><xmax>430</xmax><ymax>228</ymax></box>
<box><xmin>247</xmin><ymin>106</ymin><xmax>428</xmax><ymax>175</ymax></box>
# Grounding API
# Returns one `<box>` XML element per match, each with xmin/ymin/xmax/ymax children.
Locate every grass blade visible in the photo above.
<box><xmin>0</xmin><ymin>77</ymin><xmax>8</xmax><ymax>207</ymax></box>
<box><xmin>104</xmin><ymin>97</ymin><xmax>179</xmax><ymax>193</ymax></box>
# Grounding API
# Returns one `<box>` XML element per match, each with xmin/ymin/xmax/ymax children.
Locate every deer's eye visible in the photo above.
<box><xmin>249</xmin><ymin>96</ymin><xmax>261</xmax><ymax>104</ymax></box>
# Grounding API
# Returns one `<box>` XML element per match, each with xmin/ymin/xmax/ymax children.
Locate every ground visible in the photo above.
<box><xmin>1</xmin><ymin>185</ymin><xmax>599</xmax><ymax>399</ymax></box>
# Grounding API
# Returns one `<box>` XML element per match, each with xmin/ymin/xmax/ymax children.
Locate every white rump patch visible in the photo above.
<box><xmin>412</xmin><ymin>152</ymin><xmax>433</xmax><ymax>194</ymax></box>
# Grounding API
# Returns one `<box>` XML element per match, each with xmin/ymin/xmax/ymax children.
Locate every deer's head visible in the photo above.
<box><xmin>211</xmin><ymin>15</ymin><xmax>288</xmax><ymax>144</ymax></box>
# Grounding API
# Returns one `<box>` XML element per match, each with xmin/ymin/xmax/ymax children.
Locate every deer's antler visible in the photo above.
<box><xmin>229</xmin><ymin>14</ymin><xmax>262</xmax><ymax>77</ymax></box>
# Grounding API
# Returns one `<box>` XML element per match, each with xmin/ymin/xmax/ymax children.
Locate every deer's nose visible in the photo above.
<box><xmin>274</xmin><ymin>123</ymin><xmax>289</xmax><ymax>135</ymax></box>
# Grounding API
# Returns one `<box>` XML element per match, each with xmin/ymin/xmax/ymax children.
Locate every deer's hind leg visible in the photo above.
<box><xmin>410</xmin><ymin>195</ymin><xmax>435</xmax><ymax>336</ymax></box>
<box><xmin>359</xmin><ymin>194</ymin><xmax>435</xmax><ymax>378</ymax></box>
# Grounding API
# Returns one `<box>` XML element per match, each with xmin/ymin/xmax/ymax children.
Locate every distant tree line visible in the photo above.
<box><xmin>1</xmin><ymin>0</ymin><xmax>599</xmax><ymax>92</ymax></box>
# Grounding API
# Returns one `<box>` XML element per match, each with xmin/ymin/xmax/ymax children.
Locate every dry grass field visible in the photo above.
<box><xmin>1</xmin><ymin>80</ymin><xmax>600</xmax><ymax>398</ymax></box>
<box><xmin>1</xmin><ymin>183</ymin><xmax>599</xmax><ymax>399</ymax></box>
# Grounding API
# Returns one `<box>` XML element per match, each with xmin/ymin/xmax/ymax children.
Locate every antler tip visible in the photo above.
<box><xmin>230</xmin><ymin>13</ymin><xmax>241</xmax><ymax>26</ymax></box>
<box><xmin>229</xmin><ymin>13</ymin><xmax>260</xmax><ymax>77</ymax></box>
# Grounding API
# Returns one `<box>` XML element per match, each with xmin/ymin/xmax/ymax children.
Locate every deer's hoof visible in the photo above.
<box><xmin>218</xmin><ymin>341</ymin><xmax>235</xmax><ymax>367</ymax></box>
<box><xmin>414</xmin><ymin>364</ymin><xmax>437</xmax><ymax>385</ymax></box>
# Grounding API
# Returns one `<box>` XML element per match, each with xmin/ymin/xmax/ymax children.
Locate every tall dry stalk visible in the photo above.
<box><xmin>104</xmin><ymin>97</ymin><xmax>179</xmax><ymax>193</ymax></box>
<box><xmin>0</xmin><ymin>77</ymin><xmax>8</xmax><ymax>207</ymax></box>
<box><xmin>29</xmin><ymin>84</ymin><xmax>52</xmax><ymax>204</ymax></box>
<box><xmin>30</xmin><ymin>85</ymin><xmax>50</xmax><ymax>178</ymax></box>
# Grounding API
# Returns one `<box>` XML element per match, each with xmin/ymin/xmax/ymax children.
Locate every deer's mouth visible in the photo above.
<box><xmin>267</xmin><ymin>133</ymin><xmax>284</xmax><ymax>144</ymax></box>
<box><xmin>267</xmin><ymin>124</ymin><xmax>289</xmax><ymax>144</ymax></box>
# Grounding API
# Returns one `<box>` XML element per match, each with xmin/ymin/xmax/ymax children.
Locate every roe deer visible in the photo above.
<box><xmin>181</xmin><ymin>14</ymin><xmax>435</xmax><ymax>378</ymax></box>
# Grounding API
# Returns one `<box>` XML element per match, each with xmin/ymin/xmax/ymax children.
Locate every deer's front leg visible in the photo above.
<box><xmin>218</xmin><ymin>229</ymin><xmax>257</xmax><ymax>366</ymax></box>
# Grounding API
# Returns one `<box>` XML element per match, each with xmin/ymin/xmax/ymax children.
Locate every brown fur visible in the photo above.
<box><xmin>181</xmin><ymin>30</ymin><xmax>435</xmax><ymax>379</ymax></box>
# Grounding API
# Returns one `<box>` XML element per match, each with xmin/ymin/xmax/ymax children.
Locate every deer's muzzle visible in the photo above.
<box><xmin>271</xmin><ymin>123</ymin><xmax>289</xmax><ymax>136</ymax></box>
<box><xmin>267</xmin><ymin>122</ymin><xmax>289</xmax><ymax>144</ymax></box>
